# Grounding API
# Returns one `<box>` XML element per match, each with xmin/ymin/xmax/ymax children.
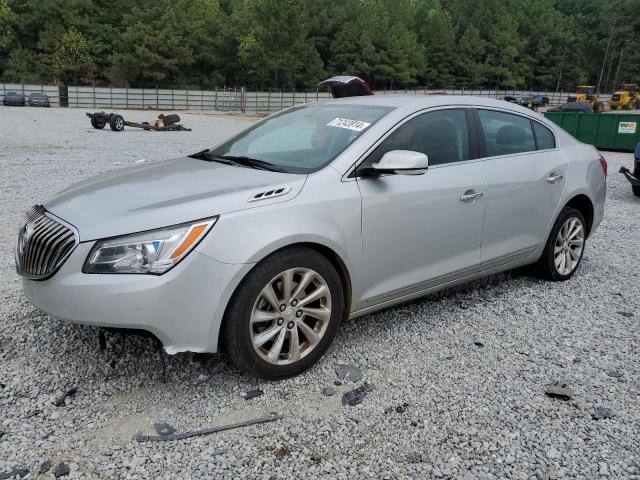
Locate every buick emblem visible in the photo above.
<box><xmin>18</xmin><ymin>221</ymin><xmax>35</xmax><ymax>256</ymax></box>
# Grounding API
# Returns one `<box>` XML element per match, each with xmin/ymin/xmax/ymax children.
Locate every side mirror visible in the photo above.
<box><xmin>371</xmin><ymin>150</ymin><xmax>429</xmax><ymax>175</ymax></box>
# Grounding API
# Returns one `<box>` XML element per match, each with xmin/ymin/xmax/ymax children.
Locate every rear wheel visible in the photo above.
<box><xmin>624</xmin><ymin>102</ymin><xmax>632</xmax><ymax>110</ymax></box>
<box><xmin>109</xmin><ymin>114</ymin><xmax>124</xmax><ymax>131</ymax></box>
<box><xmin>222</xmin><ymin>247</ymin><xmax>344</xmax><ymax>379</ymax></box>
<box><xmin>532</xmin><ymin>207</ymin><xmax>586</xmax><ymax>281</ymax></box>
<box><xmin>90</xmin><ymin>116</ymin><xmax>106</xmax><ymax>129</ymax></box>
<box><xmin>611</xmin><ymin>105</ymin><xmax>618</xmax><ymax>110</ymax></box>
<box><xmin>633</xmin><ymin>186</ymin><xmax>640</xmax><ymax>197</ymax></box>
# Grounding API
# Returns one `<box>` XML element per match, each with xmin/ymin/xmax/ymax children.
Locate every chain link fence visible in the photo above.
<box><xmin>1</xmin><ymin>83</ymin><xmax>613</xmax><ymax>115</ymax></box>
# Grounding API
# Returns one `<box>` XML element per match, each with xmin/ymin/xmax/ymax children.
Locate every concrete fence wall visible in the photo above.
<box><xmin>1</xmin><ymin>83</ymin><xmax>612</xmax><ymax>114</ymax></box>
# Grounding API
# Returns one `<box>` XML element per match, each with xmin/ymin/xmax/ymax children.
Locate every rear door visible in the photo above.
<box><xmin>474</xmin><ymin>108</ymin><xmax>567</xmax><ymax>264</ymax></box>
<box><xmin>355</xmin><ymin>108</ymin><xmax>488</xmax><ymax>304</ymax></box>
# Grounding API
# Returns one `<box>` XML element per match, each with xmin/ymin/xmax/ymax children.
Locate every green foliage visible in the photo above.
<box><xmin>52</xmin><ymin>27</ymin><xmax>93</xmax><ymax>84</ymax></box>
<box><xmin>0</xmin><ymin>0</ymin><xmax>638</xmax><ymax>91</ymax></box>
<box><xmin>0</xmin><ymin>0</ymin><xmax>14</xmax><ymax>51</ymax></box>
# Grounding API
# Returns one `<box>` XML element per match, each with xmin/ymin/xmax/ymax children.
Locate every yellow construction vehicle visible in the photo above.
<box><xmin>607</xmin><ymin>83</ymin><xmax>640</xmax><ymax>110</ymax></box>
<box><xmin>567</xmin><ymin>86</ymin><xmax>605</xmax><ymax>112</ymax></box>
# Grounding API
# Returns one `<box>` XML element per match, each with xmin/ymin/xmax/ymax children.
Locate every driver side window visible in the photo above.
<box><xmin>361</xmin><ymin>109</ymin><xmax>471</xmax><ymax>169</ymax></box>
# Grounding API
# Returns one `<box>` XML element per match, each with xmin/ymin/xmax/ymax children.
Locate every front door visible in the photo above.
<box><xmin>355</xmin><ymin>108</ymin><xmax>487</xmax><ymax>305</ymax></box>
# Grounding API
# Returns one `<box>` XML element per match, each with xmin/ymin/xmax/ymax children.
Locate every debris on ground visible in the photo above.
<box><xmin>607</xmin><ymin>370</ymin><xmax>624</xmax><ymax>378</ymax></box>
<box><xmin>545</xmin><ymin>382</ymin><xmax>574</xmax><ymax>400</ymax></box>
<box><xmin>25</xmin><ymin>409</ymin><xmax>41</xmax><ymax>418</ymax></box>
<box><xmin>41</xmin><ymin>430</ymin><xmax>54</xmax><ymax>440</ymax></box>
<box><xmin>473</xmin><ymin>340</ymin><xmax>484</xmax><ymax>347</ymax></box>
<box><xmin>395</xmin><ymin>402</ymin><xmax>409</xmax><ymax>413</ymax></box>
<box><xmin>242</xmin><ymin>388</ymin><xmax>263</xmax><ymax>400</ymax></box>
<box><xmin>0</xmin><ymin>468</ymin><xmax>29</xmax><ymax>479</ymax></box>
<box><xmin>53</xmin><ymin>463</ymin><xmax>70</xmax><ymax>477</ymax></box>
<box><xmin>86</xmin><ymin>111</ymin><xmax>192</xmax><ymax>132</ymax></box>
<box><xmin>53</xmin><ymin>387</ymin><xmax>78</xmax><ymax>407</ymax></box>
<box><xmin>342</xmin><ymin>383</ymin><xmax>373</xmax><ymax>407</ymax></box>
<box><xmin>39</xmin><ymin>461</ymin><xmax>51</xmax><ymax>474</ymax></box>
<box><xmin>334</xmin><ymin>364</ymin><xmax>363</xmax><ymax>382</ymax></box>
<box><xmin>321</xmin><ymin>387</ymin><xmax>336</xmax><ymax>397</ymax></box>
<box><xmin>154</xmin><ymin>421</ymin><xmax>177</xmax><ymax>436</ymax></box>
<box><xmin>592</xmin><ymin>407</ymin><xmax>613</xmax><ymax>420</ymax></box>
<box><xmin>135</xmin><ymin>413</ymin><xmax>283</xmax><ymax>443</ymax></box>
<box><xmin>617</xmin><ymin>311</ymin><xmax>634</xmax><ymax>317</ymax></box>
<box><xmin>274</xmin><ymin>446</ymin><xmax>290</xmax><ymax>458</ymax></box>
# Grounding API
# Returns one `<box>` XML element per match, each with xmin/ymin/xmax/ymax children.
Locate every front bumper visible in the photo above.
<box><xmin>22</xmin><ymin>242</ymin><xmax>252</xmax><ymax>353</ymax></box>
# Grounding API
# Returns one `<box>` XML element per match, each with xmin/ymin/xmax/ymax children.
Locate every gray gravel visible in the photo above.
<box><xmin>1</xmin><ymin>106</ymin><xmax>639</xmax><ymax>479</ymax></box>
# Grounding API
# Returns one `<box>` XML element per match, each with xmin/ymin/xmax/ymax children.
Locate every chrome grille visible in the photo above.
<box><xmin>15</xmin><ymin>205</ymin><xmax>78</xmax><ymax>280</ymax></box>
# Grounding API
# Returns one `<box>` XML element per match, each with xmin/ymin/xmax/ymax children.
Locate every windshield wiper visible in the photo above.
<box><xmin>189</xmin><ymin>150</ymin><xmax>285</xmax><ymax>172</ymax></box>
<box><xmin>217</xmin><ymin>155</ymin><xmax>286</xmax><ymax>172</ymax></box>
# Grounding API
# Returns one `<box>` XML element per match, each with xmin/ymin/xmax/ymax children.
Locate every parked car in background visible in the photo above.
<box><xmin>15</xmin><ymin>96</ymin><xmax>606</xmax><ymax>379</ymax></box>
<box><xmin>28</xmin><ymin>92</ymin><xmax>50</xmax><ymax>107</ymax></box>
<box><xmin>2</xmin><ymin>91</ymin><xmax>26</xmax><ymax>106</ymax></box>
<box><xmin>547</xmin><ymin>102</ymin><xmax>592</xmax><ymax>113</ymax></box>
<box><xmin>318</xmin><ymin>76</ymin><xmax>373</xmax><ymax>98</ymax></box>
<box><xmin>531</xmin><ymin>95</ymin><xmax>550</xmax><ymax>107</ymax></box>
<box><xmin>503</xmin><ymin>96</ymin><xmax>540</xmax><ymax>111</ymax></box>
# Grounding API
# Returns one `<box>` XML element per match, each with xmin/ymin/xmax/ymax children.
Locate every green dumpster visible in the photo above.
<box><xmin>543</xmin><ymin>112</ymin><xmax>640</xmax><ymax>151</ymax></box>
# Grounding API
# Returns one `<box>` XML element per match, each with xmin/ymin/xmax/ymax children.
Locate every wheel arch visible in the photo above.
<box><xmin>563</xmin><ymin>193</ymin><xmax>594</xmax><ymax>235</ymax></box>
<box><xmin>217</xmin><ymin>241</ymin><xmax>353</xmax><ymax>349</ymax></box>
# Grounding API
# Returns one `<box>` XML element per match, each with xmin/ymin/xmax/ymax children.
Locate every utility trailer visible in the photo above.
<box><xmin>86</xmin><ymin>112</ymin><xmax>191</xmax><ymax>131</ymax></box>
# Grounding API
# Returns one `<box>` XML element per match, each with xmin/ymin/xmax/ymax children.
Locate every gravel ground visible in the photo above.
<box><xmin>1</xmin><ymin>106</ymin><xmax>639</xmax><ymax>479</ymax></box>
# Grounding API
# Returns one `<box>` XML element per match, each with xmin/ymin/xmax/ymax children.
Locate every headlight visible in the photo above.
<box><xmin>83</xmin><ymin>217</ymin><xmax>217</xmax><ymax>274</ymax></box>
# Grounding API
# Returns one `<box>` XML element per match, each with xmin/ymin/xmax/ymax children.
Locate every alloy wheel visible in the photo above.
<box><xmin>554</xmin><ymin>216</ymin><xmax>584</xmax><ymax>276</ymax></box>
<box><xmin>250</xmin><ymin>268</ymin><xmax>332</xmax><ymax>365</ymax></box>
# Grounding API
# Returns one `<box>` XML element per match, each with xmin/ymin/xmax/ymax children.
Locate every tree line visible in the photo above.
<box><xmin>0</xmin><ymin>0</ymin><xmax>638</xmax><ymax>92</ymax></box>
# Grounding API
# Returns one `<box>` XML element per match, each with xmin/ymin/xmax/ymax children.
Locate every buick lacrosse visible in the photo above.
<box><xmin>16</xmin><ymin>96</ymin><xmax>606</xmax><ymax>378</ymax></box>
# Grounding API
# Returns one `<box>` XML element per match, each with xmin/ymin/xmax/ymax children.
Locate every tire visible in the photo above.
<box><xmin>531</xmin><ymin>207</ymin><xmax>587</xmax><ymax>281</ymax></box>
<box><xmin>611</xmin><ymin>105</ymin><xmax>618</xmax><ymax>110</ymax></box>
<box><xmin>90</xmin><ymin>116</ymin><xmax>106</xmax><ymax>129</ymax></box>
<box><xmin>221</xmin><ymin>247</ymin><xmax>345</xmax><ymax>379</ymax></box>
<box><xmin>593</xmin><ymin>102</ymin><xmax>604</xmax><ymax>113</ymax></box>
<box><xmin>624</xmin><ymin>102</ymin><xmax>632</xmax><ymax>110</ymax></box>
<box><xmin>633</xmin><ymin>186</ymin><xmax>640</xmax><ymax>197</ymax></box>
<box><xmin>109</xmin><ymin>114</ymin><xmax>124</xmax><ymax>131</ymax></box>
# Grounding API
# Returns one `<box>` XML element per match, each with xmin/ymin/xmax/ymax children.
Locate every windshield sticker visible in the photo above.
<box><xmin>326</xmin><ymin>118</ymin><xmax>371</xmax><ymax>131</ymax></box>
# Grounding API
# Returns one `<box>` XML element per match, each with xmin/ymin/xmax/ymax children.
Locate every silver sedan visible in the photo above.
<box><xmin>16</xmin><ymin>96</ymin><xmax>606</xmax><ymax>378</ymax></box>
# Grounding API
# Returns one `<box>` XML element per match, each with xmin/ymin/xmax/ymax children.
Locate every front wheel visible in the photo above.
<box><xmin>532</xmin><ymin>207</ymin><xmax>586</xmax><ymax>281</ymax></box>
<box><xmin>221</xmin><ymin>247</ymin><xmax>344</xmax><ymax>379</ymax></box>
<box><xmin>109</xmin><ymin>114</ymin><xmax>124</xmax><ymax>131</ymax></box>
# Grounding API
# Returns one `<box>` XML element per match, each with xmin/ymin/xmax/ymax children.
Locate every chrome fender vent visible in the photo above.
<box><xmin>248</xmin><ymin>186</ymin><xmax>291</xmax><ymax>202</ymax></box>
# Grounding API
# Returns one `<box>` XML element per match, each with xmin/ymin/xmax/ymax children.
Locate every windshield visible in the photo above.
<box><xmin>207</xmin><ymin>104</ymin><xmax>393</xmax><ymax>174</ymax></box>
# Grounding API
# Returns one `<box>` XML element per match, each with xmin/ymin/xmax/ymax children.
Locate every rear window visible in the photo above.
<box><xmin>477</xmin><ymin>110</ymin><xmax>536</xmax><ymax>157</ymax></box>
<box><xmin>532</xmin><ymin>122</ymin><xmax>555</xmax><ymax>150</ymax></box>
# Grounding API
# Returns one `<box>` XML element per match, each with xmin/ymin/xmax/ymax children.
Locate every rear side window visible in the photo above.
<box><xmin>477</xmin><ymin>110</ymin><xmax>536</xmax><ymax>157</ymax></box>
<box><xmin>364</xmin><ymin>109</ymin><xmax>471</xmax><ymax>167</ymax></box>
<box><xmin>532</xmin><ymin>122</ymin><xmax>555</xmax><ymax>150</ymax></box>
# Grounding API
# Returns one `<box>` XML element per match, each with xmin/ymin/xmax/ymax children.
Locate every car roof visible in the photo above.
<box><xmin>319</xmin><ymin>94</ymin><xmax>540</xmax><ymax>117</ymax></box>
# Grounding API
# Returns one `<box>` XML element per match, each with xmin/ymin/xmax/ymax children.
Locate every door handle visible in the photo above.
<box><xmin>546</xmin><ymin>174</ymin><xmax>564</xmax><ymax>184</ymax></box>
<box><xmin>460</xmin><ymin>190</ymin><xmax>484</xmax><ymax>202</ymax></box>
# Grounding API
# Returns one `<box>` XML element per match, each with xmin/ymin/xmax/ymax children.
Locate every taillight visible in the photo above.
<box><xmin>599</xmin><ymin>155</ymin><xmax>608</xmax><ymax>176</ymax></box>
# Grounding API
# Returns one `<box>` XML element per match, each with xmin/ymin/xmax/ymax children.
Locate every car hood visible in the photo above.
<box><xmin>45</xmin><ymin>156</ymin><xmax>306</xmax><ymax>241</ymax></box>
